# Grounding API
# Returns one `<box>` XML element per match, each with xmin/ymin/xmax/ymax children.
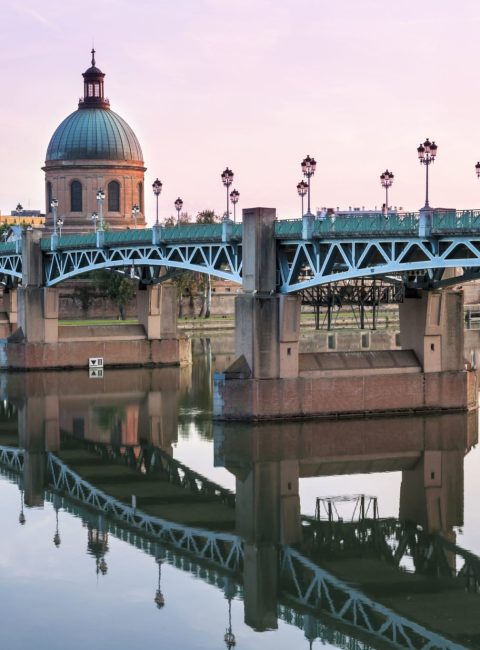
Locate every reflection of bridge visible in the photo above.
<box><xmin>1</xmin><ymin>402</ymin><xmax>479</xmax><ymax>648</ymax></box>
<box><xmin>0</xmin><ymin>445</ymin><xmax>470</xmax><ymax>650</ymax></box>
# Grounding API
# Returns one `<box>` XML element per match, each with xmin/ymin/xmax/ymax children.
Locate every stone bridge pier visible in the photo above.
<box><xmin>4</xmin><ymin>230</ymin><xmax>190</xmax><ymax>370</ymax></box>
<box><xmin>214</xmin><ymin>208</ymin><xmax>477</xmax><ymax>420</ymax></box>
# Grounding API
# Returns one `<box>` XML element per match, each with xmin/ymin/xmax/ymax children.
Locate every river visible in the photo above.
<box><xmin>0</xmin><ymin>335</ymin><xmax>479</xmax><ymax>649</ymax></box>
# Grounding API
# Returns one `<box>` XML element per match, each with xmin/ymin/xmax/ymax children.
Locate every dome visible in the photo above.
<box><xmin>46</xmin><ymin>108</ymin><xmax>143</xmax><ymax>162</ymax></box>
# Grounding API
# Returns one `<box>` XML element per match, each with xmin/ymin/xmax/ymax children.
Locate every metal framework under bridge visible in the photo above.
<box><xmin>2</xmin><ymin>210</ymin><xmax>480</xmax><ymax>291</ymax></box>
<box><xmin>0</xmin><ymin>445</ymin><xmax>468</xmax><ymax>650</ymax></box>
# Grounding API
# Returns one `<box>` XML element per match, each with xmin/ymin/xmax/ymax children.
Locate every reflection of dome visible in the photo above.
<box><xmin>46</xmin><ymin>108</ymin><xmax>143</xmax><ymax>162</ymax></box>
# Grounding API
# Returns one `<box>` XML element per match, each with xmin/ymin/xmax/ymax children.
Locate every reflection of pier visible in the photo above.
<box><xmin>1</xmin><ymin>402</ymin><xmax>479</xmax><ymax>648</ymax></box>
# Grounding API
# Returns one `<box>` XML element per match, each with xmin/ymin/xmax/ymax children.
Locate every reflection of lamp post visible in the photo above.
<box><xmin>87</xmin><ymin>525</ymin><xmax>109</xmax><ymax>575</ymax></box>
<box><xmin>301</xmin><ymin>155</ymin><xmax>316</xmax><ymax>216</ymax></box>
<box><xmin>53</xmin><ymin>506</ymin><xmax>61</xmax><ymax>547</ymax></box>
<box><xmin>221</xmin><ymin>168</ymin><xmax>234</xmax><ymax>219</ymax></box>
<box><xmin>174</xmin><ymin>197</ymin><xmax>183</xmax><ymax>224</ymax></box>
<box><xmin>417</xmin><ymin>138</ymin><xmax>438</xmax><ymax>208</ymax></box>
<box><xmin>96</xmin><ymin>189</ymin><xmax>105</xmax><ymax>231</ymax></box>
<box><xmin>91</xmin><ymin>212</ymin><xmax>99</xmax><ymax>232</ymax></box>
<box><xmin>154</xmin><ymin>559</ymin><xmax>165</xmax><ymax>608</ymax></box>
<box><xmin>380</xmin><ymin>170</ymin><xmax>394</xmax><ymax>216</ymax></box>
<box><xmin>132</xmin><ymin>204</ymin><xmax>140</xmax><ymax>229</ymax></box>
<box><xmin>152</xmin><ymin>178</ymin><xmax>162</xmax><ymax>227</ymax></box>
<box><xmin>297</xmin><ymin>180</ymin><xmax>308</xmax><ymax>217</ymax></box>
<box><xmin>19</xmin><ymin>487</ymin><xmax>26</xmax><ymax>525</ymax></box>
<box><xmin>51</xmin><ymin>198</ymin><xmax>59</xmax><ymax>236</ymax></box>
<box><xmin>223</xmin><ymin>578</ymin><xmax>236</xmax><ymax>649</ymax></box>
<box><xmin>224</xmin><ymin>598</ymin><xmax>236</xmax><ymax>648</ymax></box>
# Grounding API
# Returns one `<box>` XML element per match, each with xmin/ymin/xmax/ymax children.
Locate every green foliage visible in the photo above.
<box><xmin>91</xmin><ymin>270</ymin><xmax>135</xmax><ymax>320</ymax></box>
<box><xmin>163</xmin><ymin>212</ymin><xmax>192</xmax><ymax>227</ymax></box>
<box><xmin>196</xmin><ymin>210</ymin><xmax>220</xmax><ymax>224</ymax></box>
<box><xmin>162</xmin><ymin>210</ymin><xmax>219</xmax><ymax>318</ymax></box>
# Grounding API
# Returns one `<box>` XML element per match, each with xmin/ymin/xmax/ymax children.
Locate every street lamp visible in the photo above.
<box><xmin>221</xmin><ymin>168</ymin><xmax>234</xmax><ymax>219</ymax></box>
<box><xmin>152</xmin><ymin>178</ymin><xmax>162</xmax><ymax>226</ymax></box>
<box><xmin>297</xmin><ymin>180</ymin><xmax>308</xmax><ymax>217</ymax></box>
<box><xmin>96</xmin><ymin>189</ymin><xmax>105</xmax><ymax>230</ymax></box>
<box><xmin>417</xmin><ymin>138</ymin><xmax>438</xmax><ymax>208</ymax></box>
<box><xmin>132</xmin><ymin>204</ymin><xmax>140</xmax><ymax>229</ymax></box>
<box><xmin>475</xmin><ymin>161</ymin><xmax>480</xmax><ymax>179</ymax></box>
<box><xmin>51</xmin><ymin>198</ymin><xmax>59</xmax><ymax>236</ymax></box>
<box><xmin>91</xmin><ymin>212</ymin><xmax>99</xmax><ymax>232</ymax></box>
<box><xmin>57</xmin><ymin>216</ymin><xmax>64</xmax><ymax>237</ymax></box>
<box><xmin>301</xmin><ymin>155</ymin><xmax>317</xmax><ymax>216</ymax></box>
<box><xmin>230</xmin><ymin>189</ymin><xmax>240</xmax><ymax>223</ymax></box>
<box><xmin>174</xmin><ymin>197</ymin><xmax>183</xmax><ymax>224</ymax></box>
<box><xmin>380</xmin><ymin>170</ymin><xmax>394</xmax><ymax>216</ymax></box>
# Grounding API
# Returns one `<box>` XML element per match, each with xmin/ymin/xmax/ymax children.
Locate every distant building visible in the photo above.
<box><xmin>1</xmin><ymin>208</ymin><xmax>45</xmax><ymax>228</ymax></box>
<box><xmin>43</xmin><ymin>50</ymin><xmax>146</xmax><ymax>233</ymax></box>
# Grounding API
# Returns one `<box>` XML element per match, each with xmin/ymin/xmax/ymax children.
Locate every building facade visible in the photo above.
<box><xmin>43</xmin><ymin>50</ymin><xmax>146</xmax><ymax>233</ymax></box>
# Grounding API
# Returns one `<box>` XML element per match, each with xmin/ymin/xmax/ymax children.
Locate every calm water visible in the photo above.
<box><xmin>0</xmin><ymin>337</ymin><xmax>480</xmax><ymax>649</ymax></box>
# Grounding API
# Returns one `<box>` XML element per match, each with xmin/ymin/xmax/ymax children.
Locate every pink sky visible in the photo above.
<box><xmin>1</xmin><ymin>0</ymin><xmax>480</xmax><ymax>224</ymax></box>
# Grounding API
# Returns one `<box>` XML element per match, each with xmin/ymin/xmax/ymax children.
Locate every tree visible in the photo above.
<box><xmin>92</xmin><ymin>270</ymin><xmax>135</xmax><ymax>320</ymax></box>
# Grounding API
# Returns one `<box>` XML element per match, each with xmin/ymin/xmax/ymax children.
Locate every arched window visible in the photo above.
<box><xmin>46</xmin><ymin>182</ymin><xmax>52</xmax><ymax>213</ymax></box>
<box><xmin>138</xmin><ymin>182</ymin><xmax>143</xmax><ymax>213</ymax></box>
<box><xmin>108</xmin><ymin>180</ymin><xmax>120</xmax><ymax>212</ymax></box>
<box><xmin>70</xmin><ymin>181</ymin><xmax>82</xmax><ymax>212</ymax></box>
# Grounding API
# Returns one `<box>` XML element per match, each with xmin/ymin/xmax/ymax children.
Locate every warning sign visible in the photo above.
<box><xmin>89</xmin><ymin>357</ymin><xmax>104</xmax><ymax>368</ymax></box>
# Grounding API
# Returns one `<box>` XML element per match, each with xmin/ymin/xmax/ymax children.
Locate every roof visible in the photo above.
<box><xmin>45</xmin><ymin>107</ymin><xmax>143</xmax><ymax>162</ymax></box>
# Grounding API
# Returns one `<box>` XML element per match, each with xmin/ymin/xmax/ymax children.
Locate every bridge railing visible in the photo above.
<box><xmin>431</xmin><ymin>209</ymin><xmax>480</xmax><ymax>233</ymax></box>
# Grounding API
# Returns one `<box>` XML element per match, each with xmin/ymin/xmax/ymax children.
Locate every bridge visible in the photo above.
<box><xmin>0</xmin><ymin>207</ymin><xmax>478</xmax><ymax>417</ymax></box>
<box><xmin>2</xmin><ymin>209</ymin><xmax>480</xmax><ymax>289</ymax></box>
<box><xmin>1</xmin><ymin>405</ymin><xmax>478</xmax><ymax>650</ymax></box>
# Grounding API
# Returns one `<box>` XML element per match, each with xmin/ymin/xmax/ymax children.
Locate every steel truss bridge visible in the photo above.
<box><xmin>2</xmin><ymin>210</ymin><xmax>480</xmax><ymax>291</ymax></box>
<box><xmin>0</xmin><ymin>444</ymin><xmax>470</xmax><ymax>650</ymax></box>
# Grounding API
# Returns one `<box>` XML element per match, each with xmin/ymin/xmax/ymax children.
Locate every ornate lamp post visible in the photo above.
<box><xmin>229</xmin><ymin>189</ymin><xmax>240</xmax><ymax>223</ymax></box>
<box><xmin>51</xmin><ymin>198</ymin><xmax>59</xmax><ymax>236</ymax></box>
<box><xmin>380</xmin><ymin>170</ymin><xmax>394</xmax><ymax>216</ymax></box>
<box><xmin>221</xmin><ymin>168</ymin><xmax>234</xmax><ymax>219</ymax></box>
<box><xmin>96</xmin><ymin>189</ymin><xmax>105</xmax><ymax>231</ymax></box>
<box><xmin>301</xmin><ymin>155</ymin><xmax>317</xmax><ymax>216</ymax></box>
<box><xmin>174</xmin><ymin>197</ymin><xmax>183</xmax><ymax>224</ymax></box>
<box><xmin>417</xmin><ymin>138</ymin><xmax>438</xmax><ymax>208</ymax></box>
<box><xmin>132</xmin><ymin>204</ymin><xmax>140</xmax><ymax>229</ymax></box>
<box><xmin>152</xmin><ymin>178</ymin><xmax>162</xmax><ymax>226</ymax></box>
<box><xmin>297</xmin><ymin>180</ymin><xmax>308</xmax><ymax>217</ymax></box>
<box><xmin>91</xmin><ymin>212</ymin><xmax>99</xmax><ymax>232</ymax></box>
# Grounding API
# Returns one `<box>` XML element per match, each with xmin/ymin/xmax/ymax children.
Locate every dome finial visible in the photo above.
<box><xmin>91</xmin><ymin>48</ymin><xmax>96</xmax><ymax>67</ymax></box>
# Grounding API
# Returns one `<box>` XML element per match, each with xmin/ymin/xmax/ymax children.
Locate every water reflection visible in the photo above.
<box><xmin>0</xmin><ymin>362</ymin><xmax>479</xmax><ymax>648</ymax></box>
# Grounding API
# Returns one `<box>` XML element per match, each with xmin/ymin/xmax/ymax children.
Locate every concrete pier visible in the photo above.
<box><xmin>214</xmin><ymin>207</ymin><xmax>477</xmax><ymax>420</ymax></box>
<box><xmin>4</xmin><ymin>230</ymin><xmax>190</xmax><ymax>370</ymax></box>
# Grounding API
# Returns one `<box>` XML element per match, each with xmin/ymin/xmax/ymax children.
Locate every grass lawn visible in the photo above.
<box><xmin>60</xmin><ymin>318</ymin><xmax>139</xmax><ymax>326</ymax></box>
